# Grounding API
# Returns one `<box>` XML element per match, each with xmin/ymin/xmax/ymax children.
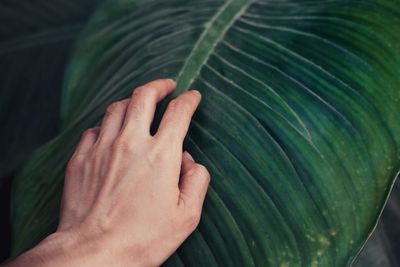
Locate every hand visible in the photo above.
<box><xmin>7</xmin><ymin>79</ymin><xmax>211</xmax><ymax>267</ymax></box>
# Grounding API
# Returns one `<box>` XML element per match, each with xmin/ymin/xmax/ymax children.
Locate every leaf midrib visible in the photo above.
<box><xmin>175</xmin><ymin>0</ymin><xmax>254</xmax><ymax>94</ymax></box>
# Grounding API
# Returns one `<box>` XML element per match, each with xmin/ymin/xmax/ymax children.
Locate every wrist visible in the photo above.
<box><xmin>8</xmin><ymin>231</ymin><xmax>107</xmax><ymax>267</ymax></box>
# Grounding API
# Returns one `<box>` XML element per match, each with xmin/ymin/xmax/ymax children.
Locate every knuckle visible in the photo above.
<box><xmin>105</xmin><ymin>101</ymin><xmax>124</xmax><ymax>116</ymax></box>
<box><xmin>148</xmin><ymin>143</ymin><xmax>169</xmax><ymax>163</ymax></box>
<box><xmin>167</xmin><ymin>99</ymin><xmax>179</xmax><ymax>110</ymax></box>
<box><xmin>82</xmin><ymin>127</ymin><xmax>97</xmax><ymax>138</ymax></box>
<box><xmin>111</xmin><ymin>137</ymin><xmax>134</xmax><ymax>154</ymax></box>
<box><xmin>131</xmin><ymin>87</ymin><xmax>155</xmax><ymax>113</ymax></box>
<box><xmin>132</xmin><ymin>86</ymin><xmax>149</xmax><ymax>99</ymax></box>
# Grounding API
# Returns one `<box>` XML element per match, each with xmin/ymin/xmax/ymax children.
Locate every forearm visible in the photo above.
<box><xmin>6</xmin><ymin>231</ymin><xmax>153</xmax><ymax>267</ymax></box>
<box><xmin>6</xmin><ymin>232</ymin><xmax>106</xmax><ymax>267</ymax></box>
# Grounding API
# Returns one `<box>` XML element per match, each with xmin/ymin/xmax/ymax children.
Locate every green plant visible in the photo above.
<box><xmin>8</xmin><ymin>0</ymin><xmax>400</xmax><ymax>266</ymax></box>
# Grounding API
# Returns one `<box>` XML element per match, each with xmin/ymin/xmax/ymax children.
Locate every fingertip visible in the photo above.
<box><xmin>190</xmin><ymin>89</ymin><xmax>202</xmax><ymax>102</ymax></box>
<box><xmin>163</xmin><ymin>78</ymin><xmax>177</xmax><ymax>93</ymax></box>
<box><xmin>194</xmin><ymin>164</ymin><xmax>211</xmax><ymax>191</ymax></box>
<box><xmin>166</xmin><ymin>78</ymin><xmax>176</xmax><ymax>85</ymax></box>
<box><xmin>141</xmin><ymin>78</ymin><xmax>177</xmax><ymax>93</ymax></box>
<box><xmin>191</xmin><ymin>89</ymin><xmax>201</xmax><ymax>96</ymax></box>
<box><xmin>199</xmin><ymin>164</ymin><xmax>211</xmax><ymax>185</ymax></box>
<box><xmin>183</xmin><ymin>151</ymin><xmax>194</xmax><ymax>161</ymax></box>
<box><xmin>155</xmin><ymin>89</ymin><xmax>202</xmax><ymax>143</ymax></box>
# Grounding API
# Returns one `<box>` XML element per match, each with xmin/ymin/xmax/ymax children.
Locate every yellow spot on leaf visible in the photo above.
<box><xmin>319</xmin><ymin>236</ymin><xmax>331</xmax><ymax>246</ymax></box>
<box><xmin>312</xmin><ymin>259</ymin><xmax>319</xmax><ymax>267</ymax></box>
<box><xmin>330</xmin><ymin>229</ymin><xmax>337</xmax><ymax>237</ymax></box>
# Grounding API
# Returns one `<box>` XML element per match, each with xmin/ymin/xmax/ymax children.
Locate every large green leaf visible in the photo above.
<box><xmin>11</xmin><ymin>0</ymin><xmax>400</xmax><ymax>266</ymax></box>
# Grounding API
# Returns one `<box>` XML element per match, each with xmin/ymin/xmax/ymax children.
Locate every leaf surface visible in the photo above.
<box><xmin>12</xmin><ymin>0</ymin><xmax>400</xmax><ymax>266</ymax></box>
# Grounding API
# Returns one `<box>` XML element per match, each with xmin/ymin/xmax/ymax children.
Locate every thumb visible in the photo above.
<box><xmin>179</xmin><ymin>151</ymin><xmax>211</xmax><ymax>211</ymax></box>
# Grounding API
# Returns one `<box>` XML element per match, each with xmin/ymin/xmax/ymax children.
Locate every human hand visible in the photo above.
<box><xmin>7</xmin><ymin>79</ymin><xmax>211</xmax><ymax>267</ymax></box>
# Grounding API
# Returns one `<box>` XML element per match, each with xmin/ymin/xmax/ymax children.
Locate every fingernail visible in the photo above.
<box><xmin>184</xmin><ymin>151</ymin><xmax>194</xmax><ymax>161</ymax></box>
<box><xmin>167</xmin><ymin>78</ymin><xmax>176</xmax><ymax>83</ymax></box>
<box><xmin>192</xmin><ymin>90</ymin><xmax>201</xmax><ymax>97</ymax></box>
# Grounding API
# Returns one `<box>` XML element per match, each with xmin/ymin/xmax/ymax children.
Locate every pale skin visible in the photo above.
<box><xmin>6</xmin><ymin>79</ymin><xmax>211</xmax><ymax>267</ymax></box>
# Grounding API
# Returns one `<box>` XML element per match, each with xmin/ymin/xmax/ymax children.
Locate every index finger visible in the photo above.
<box><xmin>122</xmin><ymin>79</ymin><xmax>176</xmax><ymax>136</ymax></box>
<box><xmin>155</xmin><ymin>90</ymin><xmax>201</xmax><ymax>145</ymax></box>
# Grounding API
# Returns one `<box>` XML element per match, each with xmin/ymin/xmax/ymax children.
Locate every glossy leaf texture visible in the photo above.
<box><xmin>0</xmin><ymin>0</ymin><xmax>99</xmax><ymax>178</ymax></box>
<box><xmin>11</xmin><ymin>0</ymin><xmax>400</xmax><ymax>266</ymax></box>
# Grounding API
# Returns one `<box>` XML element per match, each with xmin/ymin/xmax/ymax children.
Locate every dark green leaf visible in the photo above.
<box><xmin>11</xmin><ymin>0</ymin><xmax>400</xmax><ymax>266</ymax></box>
